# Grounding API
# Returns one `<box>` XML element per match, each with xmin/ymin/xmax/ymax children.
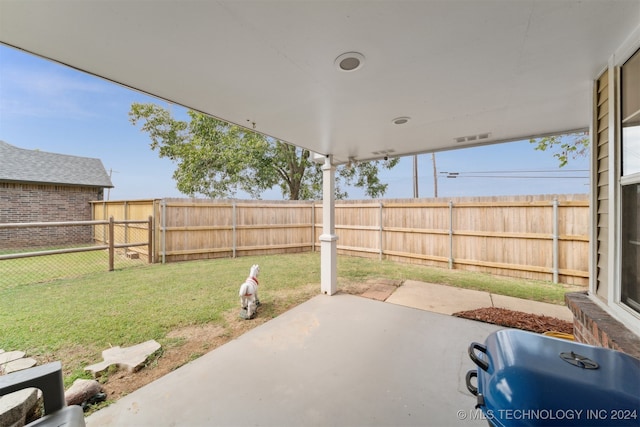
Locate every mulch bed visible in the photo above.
<box><xmin>453</xmin><ymin>307</ymin><xmax>573</xmax><ymax>334</ymax></box>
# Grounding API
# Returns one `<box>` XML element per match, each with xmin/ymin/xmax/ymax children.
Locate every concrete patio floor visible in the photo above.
<box><xmin>87</xmin><ymin>293</ymin><xmax>503</xmax><ymax>426</ymax></box>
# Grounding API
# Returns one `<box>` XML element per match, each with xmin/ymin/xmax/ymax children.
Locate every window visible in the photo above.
<box><xmin>621</xmin><ymin>184</ymin><xmax>640</xmax><ymax>311</ymax></box>
<box><xmin>621</xmin><ymin>48</ymin><xmax>640</xmax><ymax>313</ymax></box>
<box><xmin>622</xmin><ymin>127</ymin><xmax>640</xmax><ymax>176</ymax></box>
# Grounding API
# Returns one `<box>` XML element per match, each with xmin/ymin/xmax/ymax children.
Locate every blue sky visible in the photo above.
<box><xmin>0</xmin><ymin>44</ymin><xmax>589</xmax><ymax>201</ymax></box>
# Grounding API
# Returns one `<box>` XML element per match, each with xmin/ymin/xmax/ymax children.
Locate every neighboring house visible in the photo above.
<box><xmin>0</xmin><ymin>141</ymin><xmax>114</xmax><ymax>248</ymax></box>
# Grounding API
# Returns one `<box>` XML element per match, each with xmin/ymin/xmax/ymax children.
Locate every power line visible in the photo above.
<box><xmin>440</xmin><ymin>169</ymin><xmax>588</xmax><ymax>174</ymax></box>
<box><xmin>443</xmin><ymin>175</ymin><xmax>588</xmax><ymax>179</ymax></box>
<box><xmin>438</xmin><ymin>169</ymin><xmax>588</xmax><ymax>179</ymax></box>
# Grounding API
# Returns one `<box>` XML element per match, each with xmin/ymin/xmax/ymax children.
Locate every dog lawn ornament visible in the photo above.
<box><xmin>239</xmin><ymin>264</ymin><xmax>260</xmax><ymax>320</ymax></box>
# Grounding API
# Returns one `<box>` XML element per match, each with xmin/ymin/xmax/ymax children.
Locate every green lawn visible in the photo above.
<box><xmin>0</xmin><ymin>252</ymin><xmax>581</xmax><ymax>386</ymax></box>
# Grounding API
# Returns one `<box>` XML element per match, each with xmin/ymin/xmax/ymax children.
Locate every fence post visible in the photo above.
<box><xmin>552</xmin><ymin>198</ymin><xmax>559</xmax><ymax>283</ymax></box>
<box><xmin>108</xmin><ymin>216</ymin><xmax>114</xmax><ymax>271</ymax></box>
<box><xmin>102</xmin><ymin>201</ymin><xmax>107</xmax><ymax>243</ymax></box>
<box><xmin>448</xmin><ymin>201</ymin><xmax>454</xmax><ymax>269</ymax></box>
<box><xmin>232</xmin><ymin>202</ymin><xmax>237</xmax><ymax>258</ymax></box>
<box><xmin>379</xmin><ymin>202</ymin><xmax>384</xmax><ymax>260</ymax></box>
<box><xmin>124</xmin><ymin>200</ymin><xmax>129</xmax><ymax>246</ymax></box>
<box><xmin>311</xmin><ymin>202</ymin><xmax>316</xmax><ymax>252</ymax></box>
<box><xmin>161</xmin><ymin>200</ymin><xmax>166</xmax><ymax>264</ymax></box>
<box><xmin>148</xmin><ymin>215</ymin><xmax>153</xmax><ymax>264</ymax></box>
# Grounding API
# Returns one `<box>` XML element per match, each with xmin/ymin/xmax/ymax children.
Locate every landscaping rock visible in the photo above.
<box><xmin>0</xmin><ymin>351</ymin><xmax>25</xmax><ymax>366</ymax></box>
<box><xmin>84</xmin><ymin>340</ymin><xmax>161</xmax><ymax>377</ymax></box>
<box><xmin>65</xmin><ymin>379</ymin><xmax>103</xmax><ymax>406</ymax></box>
<box><xmin>0</xmin><ymin>388</ymin><xmax>38</xmax><ymax>427</ymax></box>
<box><xmin>2</xmin><ymin>358</ymin><xmax>37</xmax><ymax>375</ymax></box>
<box><xmin>24</xmin><ymin>390</ymin><xmax>44</xmax><ymax>425</ymax></box>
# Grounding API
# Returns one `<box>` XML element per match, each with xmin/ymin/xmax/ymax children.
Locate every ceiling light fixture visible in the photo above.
<box><xmin>392</xmin><ymin>117</ymin><xmax>410</xmax><ymax>125</ymax></box>
<box><xmin>335</xmin><ymin>52</ymin><xmax>365</xmax><ymax>72</ymax></box>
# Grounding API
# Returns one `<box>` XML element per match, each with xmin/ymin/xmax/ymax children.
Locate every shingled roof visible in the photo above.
<box><xmin>0</xmin><ymin>141</ymin><xmax>113</xmax><ymax>188</ymax></box>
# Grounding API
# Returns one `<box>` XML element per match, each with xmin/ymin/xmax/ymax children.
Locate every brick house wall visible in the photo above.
<box><xmin>0</xmin><ymin>182</ymin><xmax>104</xmax><ymax>249</ymax></box>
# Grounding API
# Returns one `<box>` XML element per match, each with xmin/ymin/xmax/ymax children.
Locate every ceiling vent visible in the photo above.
<box><xmin>371</xmin><ymin>149</ymin><xmax>396</xmax><ymax>156</ymax></box>
<box><xmin>454</xmin><ymin>133</ymin><xmax>491</xmax><ymax>143</ymax></box>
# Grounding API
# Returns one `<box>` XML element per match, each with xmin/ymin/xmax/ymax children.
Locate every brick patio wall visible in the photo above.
<box><xmin>0</xmin><ymin>182</ymin><xmax>104</xmax><ymax>249</ymax></box>
<box><xmin>565</xmin><ymin>292</ymin><xmax>640</xmax><ymax>360</ymax></box>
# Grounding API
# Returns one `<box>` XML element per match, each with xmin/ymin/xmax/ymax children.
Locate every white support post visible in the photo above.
<box><xmin>448</xmin><ymin>200</ymin><xmax>454</xmax><ymax>269</ymax></box>
<box><xmin>379</xmin><ymin>202</ymin><xmax>383</xmax><ymax>260</ymax></box>
<box><xmin>319</xmin><ymin>155</ymin><xmax>338</xmax><ymax>295</ymax></box>
<box><xmin>552</xmin><ymin>198</ymin><xmax>559</xmax><ymax>284</ymax></box>
<box><xmin>161</xmin><ymin>199</ymin><xmax>166</xmax><ymax>265</ymax></box>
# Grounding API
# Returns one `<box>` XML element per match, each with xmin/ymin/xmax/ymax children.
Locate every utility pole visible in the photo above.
<box><xmin>107</xmin><ymin>168</ymin><xmax>118</xmax><ymax>200</ymax></box>
<box><xmin>432</xmin><ymin>153</ymin><xmax>438</xmax><ymax>198</ymax></box>
<box><xmin>413</xmin><ymin>155</ymin><xmax>419</xmax><ymax>198</ymax></box>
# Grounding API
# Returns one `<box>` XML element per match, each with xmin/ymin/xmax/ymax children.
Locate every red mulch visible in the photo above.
<box><xmin>453</xmin><ymin>307</ymin><xmax>573</xmax><ymax>334</ymax></box>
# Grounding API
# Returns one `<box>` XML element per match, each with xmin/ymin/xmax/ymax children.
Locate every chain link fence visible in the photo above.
<box><xmin>0</xmin><ymin>218</ymin><xmax>152</xmax><ymax>288</ymax></box>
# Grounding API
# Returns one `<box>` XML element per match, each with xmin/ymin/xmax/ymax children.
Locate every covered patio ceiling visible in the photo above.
<box><xmin>1</xmin><ymin>1</ymin><xmax>638</xmax><ymax>164</ymax></box>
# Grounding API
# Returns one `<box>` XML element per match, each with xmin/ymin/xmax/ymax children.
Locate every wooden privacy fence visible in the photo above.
<box><xmin>92</xmin><ymin>199</ymin><xmax>315</xmax><ymax>263</ymax></box>
<box><xmin>92</xmin><ymin>194</ymin><xmax>589</xmax><ymax>285</ymax></box>
<box><xmin>315</xmin><ymin>195</ymin><xmax>589</xmax><ymax>285</ymax></box>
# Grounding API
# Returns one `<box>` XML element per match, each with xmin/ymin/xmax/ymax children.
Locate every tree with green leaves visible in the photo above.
<box><xmin>530</xmin><ymin>132</ymin><xmax>590</xmax><ymax>167</ymax></box>
<box><xmin>129</xmin><ymin>103</ymin><xmax>399</xmax><ymax>200</ymax></box>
